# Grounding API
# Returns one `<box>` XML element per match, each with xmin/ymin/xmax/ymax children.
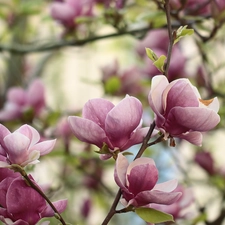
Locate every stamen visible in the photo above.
<box><xmin>199</xmin><ymin>98</ymin><xmax>213</xmax><ymax>106</ymax></box>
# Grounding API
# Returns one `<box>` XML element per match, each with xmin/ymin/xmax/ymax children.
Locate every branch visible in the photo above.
<box><xmin>164</xmin><ymin>0</ymin><xmax>174</xmax><ymax>77</ymax></box>
<box><xmin>0</xmin><ymin>20</ymin><xmax>204</xmax><ymax>55</ymax></box>
<box><xmin>11</xmin><ymin>164</ymin><xmax>67</xmax><ymax>225</ymax></box>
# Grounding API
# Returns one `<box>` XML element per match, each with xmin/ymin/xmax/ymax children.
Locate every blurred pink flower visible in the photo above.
<box><xmin>55</xmin><ymin>117</ymin><xmax>73</xmax><ymax>143</ymax></box>
<box><xmin>0</xmin><ymin>79</ymin><xmax>46</xmax><ymax>122</ymax></box>
<box><xmin>50</xmin><ymin>0</ymin><xmax>94</xmax><ymax>28</ymax></box>
<box><xmin>0</xmin><ymin>124</ymin><xmax>56</xmax><ymax>167</ymax></box>
<box><xmin>101</xmin><ymin>60</ymin><xmax>144</xmax><ymax>96</ymax></box>
<box><xmin>0</xmin><ymin>175</ymin><xmax>67</xmax><ymax>224</ymax></box>
<box><xmin>68</xmin><ymin>96</ymin><xmax>149</xmax><ymax>158</ymax></box>
<box><xmin>195</xmin><ymin>150</ymin><xmax>215</xmax><ymax>175</ymax></box>
<box><xmin>148</xmin><ymin>75</ymin><xmax>220</xmax><ymax>146</ymax></box>
<box><xmin>169</xmin><ymin>0</ymin><xmax>211</xmax><ymax>16</ymax></box>
<box><xmin>135</xmin><ymin>29</ymin><xmax>168</xmax><ymax>57</ymax></box>
<box><xmin>114</xmin><ymin>153</ymin><xmax>182</xmax><ymax>208</ymax></box>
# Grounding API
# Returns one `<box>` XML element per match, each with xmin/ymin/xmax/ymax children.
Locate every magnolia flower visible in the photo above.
<box><xmin>148</xmin><ymin>75</ymin><xmax>220</xmax><ymax>146</ymax></box>
<box><xmin>0</xmin><ymin>79</ymin><xmax>46</xmax><ymax>122</ymax></box>
<box><xmin>114</xmin><ymin>153</ymin><xmax>181</xmax><ymax>208</ymax></box>
<box><xmin>0</xmin><ymin>175</ymin><xmax>67</xmax><ymax>225</ymax></box>
<box><xmin>0</xmin><ymin>124</ymin><xmax>56</xmax><ymax>167</ymax></box>
<box><xmin>68</xmin><ymin>96</ymin><xmax>149</xmax><ymax>158</ymax></box>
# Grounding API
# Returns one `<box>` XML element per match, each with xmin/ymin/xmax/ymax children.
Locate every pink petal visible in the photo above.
<box><xmin>16</xmin><ymin>125</ymin><xmax>40</xmax><ymax>147</ymax></box>
<box><xmin>4</xmin><ymin>133</ymin><xmax>30</xmax><ymax>164</ymax></box>
<box><xmin>153</xmin><ymin>179</ymin><xmax>178</xmax><ymax>192</ymax></box>
<box><xmin>148</xmin><ymin>75</ymin><xmax>169</xmax><ymax>116</ymax></box>
<box><xmin>68</xmin><ymin>116</ymin><xmax>108</xmax><ymax>148</ymax></box>
<box><xmin>7</xmin><ymin>87</ymin><xmax>27</xmax><ymax>105</ymax></box>
<box><xmin>134</xmin><ymin>190</ymin><xmax>182</xmax><ymax>206</ymax></box>
<box><xmin>82</xmin><ymin>98</ymin><xmax>114</xmax><ymax>129</ymax></box>
<box><xmin>7</xmin><ymin>177</ymin><xmax>46</xmax><ymax>224</ymax></box>
<box><xmin>164</xmin><ymin>79</ymin><xmax>199</xmax><ymax>115</ymax></box>
<box><xmin>30</xmin><ymin>139</ymin><xmax>56</xmax><ymax>156</ymax></box>
<box><xmin>41</xmin><ymin>199</ymin><xmax>68</xmax><ymax>217</ymax></box>
<box><xmin>128</xmin><ymin>163</ymin><xmax>158</xmax><ymax>195</ymax></box>
<box><xmin>105</xmin><ymin>96</ymin><xmax>143</xmax><ymax>148</ymax></box>
<box><xmin>176</xmin><ymin>131</ymin><xmax>202</xmax><ymax>146</ymax></box>
<box><xmin>50</xmin><ymin>2</ymin><xmax>76</xmax><ymax>24</ymax></box>
<box><xmin>170</xmin><ymin>107</ymin><xmax>220</xmax><ymax>131</ymax></box>
<box><xmin>127</xmin><ymin>157</ymin><xmax>157</xmax><ymax>193</ymax></box>
<box><xmin>27</xmin><ymin>79</ymin><xmax>46</xmax><ymax>111</ymax></box>
<box><xmin>0</xmin><ymin>103</ymin><xmax>21</xmax><ymax>121</ymax></box>
<box><xmin>114</xmin><ymin>153</ymin><xmax>129</xmax><ymax>191</ymax></box>
<box><xmin>0</xmin><ymin>124</ymin><xmax>11</xmax><ymax>148</ymax></box>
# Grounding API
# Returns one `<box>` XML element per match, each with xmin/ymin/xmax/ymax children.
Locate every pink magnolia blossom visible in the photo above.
<box><xmin>68</xmin><ymin>96</ymin><xmax>149</xmax><ymax>158</ymax></box>
<box><xmin>0</xmin><ymin>175</ymin><xmax>67</xmax><ymax>225</ymax></box>
<box><xmin>0</xmin><ymin>124</ymin><xmax>56</xmax><ymax>167</ymax></box>
<box><xmin>148</xmin><ymin>75</ymin><xmax>220</xmax><ymax>146</ymax></box>
<box><xmin>50</xmin><ymin>0</ymin><xmax>94</xmax><ymax>28</ymax></box>
<box><xmin>114</xmin><ymin>153</ymin><xmax>182</xmax><ymax>208</ymax></box>
<box><xmin>0</xmin><ymin>79</ymin><xmax>46</xmax><ymax>122</ymax></box>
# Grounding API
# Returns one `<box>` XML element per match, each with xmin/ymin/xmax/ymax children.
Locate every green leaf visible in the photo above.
<box><xmin>145</xmin><ymin>48</ymin><xmax>158</xmax><ymax>62</ymax></box>
<box><xmin>174</xmin><ymin>25</ymin><xmax>194</xmax><ymax>44</ymax></box>
<box><xmin>135</xmin><ymin>207</ymin><xmax>174</xmax><ymax>223</ymax></box>
<box><xmin>104</xmin><ymin>76</ymin><xmax>121</xmax><ymax>94</ymax></box>
<box><xmin>153</xmin><ymin>55</ymin><xmax>167</xmax><ymax>73</ymax></box>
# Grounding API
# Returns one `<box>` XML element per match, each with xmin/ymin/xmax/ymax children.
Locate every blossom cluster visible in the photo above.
<box><xmin>0</xmin><ymin>124</ymin><xmax>67</xmax><ymax>224</ymax></box>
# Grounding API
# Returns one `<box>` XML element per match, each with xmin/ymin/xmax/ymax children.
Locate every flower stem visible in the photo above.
<box><xmin>11</xmin><ymin>164</ymin><xmax>67</xmax><ymax>225</ymax></box>
<box><xmin>135</xmin><ymin>120</ymin><xmax>156</xmax><ymax>159</ymax></box>
<box><xmin>101</xmin><ymin>188</ymin><xmax>122</xmax><ymax>225</ymax></box>
<box><xmin>101</xmin><ymin>120</ymin><xmax>157</xmax><ymax>225</ymax></box>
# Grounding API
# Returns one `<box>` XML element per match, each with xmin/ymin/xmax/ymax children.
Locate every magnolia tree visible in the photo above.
<box><xmin>0</xmin><ymin>0</ymin><xmax>224</xmax><ymax>225</ymax></box>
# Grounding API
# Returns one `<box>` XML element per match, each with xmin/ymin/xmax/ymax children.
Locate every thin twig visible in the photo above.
<box><xmin>164</xmin><ymin>0</ymin><xmax>174</xmax><ymax>77</ymax></box>
<box><xmin>101</xmin><ymin>120</ymin><xmax>157</xmax><ymax>225</ymax></box>
<box><xmin>0</xmin><ymin>20</ymin><xmax>205</xmax><ymax>55</ymax></box>
<box><xmin>101</xmin><ymin>188</ymin><xmax>122</xmax><ymax>225</ymax></box>
<box><xmin>11</xmin><ymin>165</ymin><xmax>67</xmax><ymax>225</ymax></box>
<box><xmin>134</xmin><ymin>120</ymin><xmax>156</xmax><ymax>159</ymax></box>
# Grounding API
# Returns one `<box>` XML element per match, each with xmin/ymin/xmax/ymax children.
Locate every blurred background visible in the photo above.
<box><xmin>0</xmin><ymin>0</ymin><xmax>225</xmax><ymax>224</ymax></box>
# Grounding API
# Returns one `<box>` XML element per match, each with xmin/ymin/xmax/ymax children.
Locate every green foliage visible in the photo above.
<box><xmin>146</xmin><ymin>48</ymin><xmax>158</xmax><ymax>61</ymax></box>
<box><xmin>104</xmin><ymin>76</ymin><xmax>121</xmax><ymax>94</ymax></box>
<box><xmin>173</xmin><ymin>25</ymin><xmax>194</xmax><ymax>44</ymax></box>
<box><xmin>135</xmin><ymin>207</ymin><xmax>174</xmax><ymax>223</ymax></box>
<box><xmin>145</xmin><ymin>48</ymin><xmax>167</xmax><ymax>73</ymax></box>
<box><xmin>153</xmin><ymin>55</ymin><xmax>167</xmax><ymax>73</ymax></box>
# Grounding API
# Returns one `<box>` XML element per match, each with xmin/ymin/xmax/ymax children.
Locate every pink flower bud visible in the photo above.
<box><xmin>114</xmin><ymin>153</ymin><xmax>182</xmax><ymax>208</ymax></box>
